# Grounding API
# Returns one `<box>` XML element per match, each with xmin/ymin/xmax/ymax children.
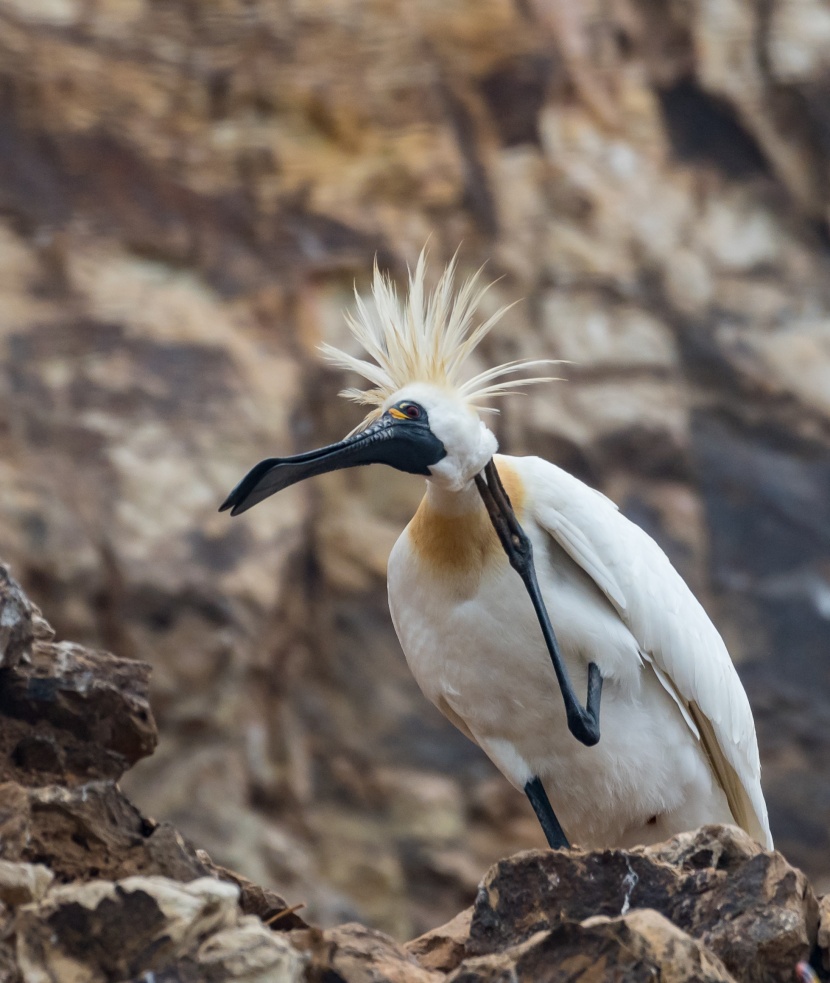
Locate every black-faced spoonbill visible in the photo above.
<box><xmin>221</xmin><ymin>250</ymin><xmax>772</xmax><ymax>851</ymax></box>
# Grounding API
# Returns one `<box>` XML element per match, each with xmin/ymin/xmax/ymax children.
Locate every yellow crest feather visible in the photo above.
<box><xmin>319</xmin><ymin>247</ymin><xmax>561</xmax><ymax>424</ymax></box>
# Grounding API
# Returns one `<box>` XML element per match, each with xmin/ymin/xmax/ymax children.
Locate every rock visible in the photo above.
<box><xmin>311</xmin><ymin>807</ymin><xmax>411</xmax><ymax>937</ymax></box>
<box><xmin>539</xmin><ymin>292</ymin><xmax>678</xmax><ymax>371</ymax></box>
<box><xmin>196</xmin><ymin>852</ymin><xmax>308</xmax><ymax>930</ymax></box>
<box><xmin>0</xmin><ymin>566</ymin><xmax>33</xmax><ymax>671</ymax></box>
<box><xmin>11</xmin><ymin>535</ymin><xmax>824</xmax><ymax>983</ymax></box>
<box><xmin>15</xmin><ymin>875</ymin><xmax>306</xmax><ymax>983</ymax></box>
<box><xmin>717</xmin><ymin>319</ymin><xmax>830</xmax><ymax>420</ymax></box>
<box><xmin>768</xmin><ymin>0</ymin><xmax>830</xmax><ymax>84</ymax></box>
<box><xmin>450</xmin><ymin>909</ymin><xmax>736</xmax><ymax>983</ymax></box>
<box><xmin>0</xmin><ymin>567</ymin><xmax>318</xmax><ymax>983</ymax></box>
<box><xmin>643</xmin><ymin>820</ymin><xmax>764</xmax><ymax>870</ymax></box>
<box><xmin>0</xmin><ymin>640</ymin><xmax>156</xmax><ymax>786</ymax></box>
<box><xmin>0</xmin><ymin>780</ymin><xmax>299</xmax><ymax>930</ymax></box>
<box><xmin>0</xmin><ymin>781</ymin><xmax>199</xmax><ymax>883</ymax></box>
<box><xmin>0</xmin><ymin>860</ymin><xmax>53</xmax><ymax>907</ymax></box>
<box><xmin>194</xmin><ymin>921</ymin><xmax>305</xmax><ymax>983</ymax></box>
<box><xmin>817</xmin><ymin>894</ymin><xmax>830</xmax><ymax>971</ymax></box>
<box><xmin>468</xmin><ymin>826</ymin><xmax>818</xmax><ymax>983</ymax></box>
<box><xmin>468</xmin><ymin>847</ymin><xmax>675</xmax><ymax>955</ymax></box>
<box><xmin>16</xmin><ymin>876</ymin><xmax>236</xmax><ymax>982</ymax></box>
<box><xmin>0</xmin><ymin>945</ymin><xmax>17</xmax><ymax>983</ymax></box>
<box><xmin>292</xmin><ymin>923</ymin><xmax>441</xmax><ymax>983</ymax></box>
<box><xmin>0</xmin><ymin>561</ymin><xmax>823</xmax><ymax>983</ymax></box>
<box><xmin>0</xmin><ymin>564</ymin><xmax>157</xmax><ymax>788</ymax></box>
<box><xmin>375</xmin><ymin>767</ymin><xmax>467</xmax><ymax>841</ymax></box>
<box><xmin>661</xmin><ymin>845</ymin><xmax>817</xmax><ymax>983</ymax></box>
<box><xmin>406</xmin><ymin>907</ymin><xmax>472</xmax><ymax>973</ymax></box>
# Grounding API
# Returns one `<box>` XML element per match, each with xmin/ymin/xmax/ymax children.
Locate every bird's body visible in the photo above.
<box><xmin>390</xmin><ymin>453</ymin><xmax>771</xmax><ymax>848</ymax></box>
<box><xmin>222</xmin><ymin>248</ymin><xmax>772</xmax><ymax>852</ymax></box>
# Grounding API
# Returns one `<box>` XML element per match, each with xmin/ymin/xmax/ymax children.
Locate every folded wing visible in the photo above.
<box><xmin>522</xmin><ymin>456</ymin><xmax>772</xmax><ymax>848</ymax></box>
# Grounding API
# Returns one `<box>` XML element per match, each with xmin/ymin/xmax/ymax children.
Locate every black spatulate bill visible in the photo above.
<box><xmin>220</xmin><ymin>412</ymin><xmax>446</xmax><ymax>516</ymax></box>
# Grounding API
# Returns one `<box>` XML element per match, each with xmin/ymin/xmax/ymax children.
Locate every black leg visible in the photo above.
<box><xmin>525</xmin><ymin>776</ymin><xmax>570</xmax><ymax>849</ymax></box>
<box><xmin>475</xmin><ymin>460</ymin><xmax>603</xmax><ymax>747</ymax></box>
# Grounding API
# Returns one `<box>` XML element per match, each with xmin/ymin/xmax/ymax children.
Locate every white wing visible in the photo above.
<box><xmin>517</xmin><ymin>455</ymin><xmax>772</xmax><ymax>848</ymax></box>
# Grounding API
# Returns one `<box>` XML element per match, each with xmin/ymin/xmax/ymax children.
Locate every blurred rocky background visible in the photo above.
<box><xmin>0</xmin><ymin>0</ymin><xmax>829</xmax><ymax>940</ymax></box>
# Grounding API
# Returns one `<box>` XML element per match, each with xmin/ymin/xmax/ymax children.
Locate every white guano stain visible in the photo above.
<box><xmin>620</xmin><ymin>856</ymin><xmax>639</xmax><ymax>915</ymax></box>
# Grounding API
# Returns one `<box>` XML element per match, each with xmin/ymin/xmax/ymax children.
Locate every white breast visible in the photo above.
<box><xmin>387</xmin><ymin>500</ymin><xmax>734</xmax><ymax>849</ymax></box>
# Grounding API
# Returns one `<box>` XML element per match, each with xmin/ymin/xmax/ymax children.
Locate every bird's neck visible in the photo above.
<box><xmin>423</xmin><ymin>476</ymin><xmax>483</xmax><ymax>516</ymax></box>
<box><xmin>423</xmin><ymin>455</ymin><xmax>524</xmax><ymax>518</ymax></box>
<box><xmin>408</xmin><ymin>456</ymin><xmax>525</xmax><ymax>580</ymax></box>
<box><xmin>409</xmin><ymin>474</ymin><xmax>499</xmax><ymax>580</ymax></box>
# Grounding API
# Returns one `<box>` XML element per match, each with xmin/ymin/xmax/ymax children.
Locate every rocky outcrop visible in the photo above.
<box><xmin>2</xmin><ymin>821</ymin><xmax>825</xmax><ymax>983</ymax></box>
<box><xmin>0</xmin><ymin>642</ymin><xmax>155</xmax><ymax>788</ymax></box>
<box><xmin>0</xmin><ymin>564</ymin><xmax>827</xmax><ymax>982</ymax></box>
<box><xmin>0</xmin><ymin>563</ymin><xmax>311</xmax><ymax>983</ymax></box>
<box><xmin>467</xmin><ymin>828</ymin><xmax>818</xmax><ymax>983</ymax></box>
<box><xmin>14</xmin><ymin>876</ymin><xmax>306</xmax><ymax>983</ymax></box>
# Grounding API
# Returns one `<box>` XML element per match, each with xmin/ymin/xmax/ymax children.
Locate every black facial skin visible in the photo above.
<box><xmin>219</xmin><ymin>401</ymin><xmax>446</xmax><ymax>516</ymax></box>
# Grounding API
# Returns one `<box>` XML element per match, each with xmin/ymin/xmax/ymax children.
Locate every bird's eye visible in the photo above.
<box><xmin>402</xmin><ymin>403</ymin><xmax>421</xmax><ymax>419</ymax></box>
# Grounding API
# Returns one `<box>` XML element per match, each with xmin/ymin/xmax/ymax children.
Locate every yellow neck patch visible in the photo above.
<box><xmin>407</xmin><ymin>458</ymin><xmax>525</xmax><ymax>582</ymax></box>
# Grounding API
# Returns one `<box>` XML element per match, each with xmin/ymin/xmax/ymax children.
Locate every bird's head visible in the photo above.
<box><xmin>220</xmin><ymin>249</ymin><xmax>557</xmax><ymax>515</ymax></box>
<box><xmin>380</xmin><ymin>381</ymin><xmax>498</xmax><ymax>490</ymax></box>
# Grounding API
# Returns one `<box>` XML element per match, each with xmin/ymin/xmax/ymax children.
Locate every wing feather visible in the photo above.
<box><xmin>521</xmin><ymin>455</ymin><xmax>772</xmax><ymax>848</ymax></box>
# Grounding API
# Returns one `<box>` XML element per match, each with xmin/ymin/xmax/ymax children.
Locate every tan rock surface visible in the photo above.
<box><xmin>292</xmin><ymin>923</ymin><xmax>443</xmax><ymax>983</ymax></box>
<box><xmin>0</xmin><ymin>861</ymin><xmax>53</xmax><ymax>908</ymax></box>
<box><xmin>16</xmin><ymin>876</ymin><xmax>307</xmax><ymax>983</ymax></box>
<box><xmin>406</xmin><ymin>908</ymin><xmax>472</xmax><ymax>974</ymax></box>
<box><xmin>449</xmin><ymin>911</ymin><xmax>738</xmax><ymax>983</ymax></box>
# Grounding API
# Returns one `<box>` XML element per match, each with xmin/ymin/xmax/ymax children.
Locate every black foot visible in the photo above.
<box><xmin>525</xmin><ymin>776</ymin><xmax>570</xmax><ymax>849</ymax></box>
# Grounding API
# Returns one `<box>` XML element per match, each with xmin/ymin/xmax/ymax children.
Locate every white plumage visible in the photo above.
<box><xmin>387</xmin><ymin>435</ymin><xmax>770</xmax><ymax>848</ymax></box>
<box><xmin>227</xmin><ymin>248</ymin><xmax>772</xmax><ymax>850</ymax></box>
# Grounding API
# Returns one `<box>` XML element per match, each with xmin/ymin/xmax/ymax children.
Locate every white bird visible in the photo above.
<box><xmin>221</xmin><ymin>250</ymin><xmax>772</xmax><ymax>852</ymax></box>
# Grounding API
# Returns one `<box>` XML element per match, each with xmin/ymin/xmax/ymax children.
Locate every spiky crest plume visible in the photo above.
<box><xmin>319</xmin><ymin>248</ymin><xmax>560</xmax><ymax>425</ymax></box>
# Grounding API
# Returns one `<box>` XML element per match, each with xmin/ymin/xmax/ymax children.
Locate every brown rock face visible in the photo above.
<box><xmin>0</xmin><ymin>566</ymin><xmax>314</xmax><ymax>982</ymax></box>
<box><xmin>1</xmin><ymin>781</ymin><xmax>196</xmax><ymax>883</ymax></box>
<box><xmin>1</xmin><ymin>0</ymin><xmax>830</xmax><ymax>938</ymax></box>
<box><xmin>0</xmin><ymin>641</ymin><xmax>156</xmax><ymax>786</ymax></box>
<box><xmin>0</xmin><ymin>563</ymin><xmax>156</xmax><ymax>788</ymax></box>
